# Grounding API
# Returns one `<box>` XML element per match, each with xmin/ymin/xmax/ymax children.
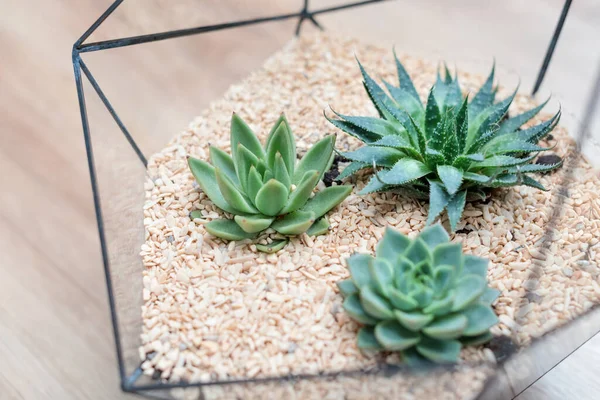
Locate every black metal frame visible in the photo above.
<box><xmin>73</xmin><ymin>0</ymin><xmax>600</xmax><ymax>397</ymax></box>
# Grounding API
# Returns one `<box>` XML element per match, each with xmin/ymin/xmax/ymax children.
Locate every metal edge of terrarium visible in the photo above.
<box><xmin>70</xmin><ymin>0</ymin><xmax>585</xmax><ymax>397</ymax></box>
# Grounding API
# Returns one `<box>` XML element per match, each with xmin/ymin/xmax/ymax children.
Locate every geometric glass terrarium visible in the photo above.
<box><xmin>73</xmin><ymin>0</ymin><xmax>600</xmax><ymax>398</ymax></box>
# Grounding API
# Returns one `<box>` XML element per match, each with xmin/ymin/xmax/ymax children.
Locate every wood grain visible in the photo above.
<box><xmin>0</xmin><ymin>0</ymin><xmax>598</xmax><ymax>399</ymax></box>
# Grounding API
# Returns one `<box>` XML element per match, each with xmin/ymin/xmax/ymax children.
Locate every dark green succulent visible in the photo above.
<box><xmin>187</xmin><ymin>113</ymin><xmax>352</xmax><ymax>252</ymax></box>
<box><xmin>337</xmin><ymin>224</ymin><xmax>499</xmax><ymax>364</ymax></box>
<box><xmin>328</xmin><ymin>54</ymin><xmax>562</xmax><ymax>231</ymax></box>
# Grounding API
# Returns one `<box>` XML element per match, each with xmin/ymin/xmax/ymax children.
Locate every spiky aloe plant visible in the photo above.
<box><xmin>187</xmin><ymin>113</ymin><xmax>352</xmax><ymax>252</ymax></box>
<box><xmin>327</xmin><ymin>54</ymin><xmax>562</xmax><ymax>231</ymax></box>
<box><xmin>337</xmin><ymin>224</ymin><xmax>499</xmax><ymax>364</ymax></box>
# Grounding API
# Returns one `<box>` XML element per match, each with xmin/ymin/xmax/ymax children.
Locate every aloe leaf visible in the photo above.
<box><xmin>383</xmin><ymin>80</ymin><xmax>424</xmax><ymax>123</ymax></box>
<box><xmin>462</xmin><ymin>255</ymin><xmax>488</xmax><ymax>278</ymax></box>
<box><xmin>486</xmin><ymin>140</ymin><xmax>551</xmax><ymax>156</ymax></box>
<box><xmin>256</xmin><ymin>239</ymin><xmax>288</xmax><ymax>253</ymax></box>
<box><xmin>522</xmin><ymin>175</ymin><xmax>547</xmax><ymax>191</ymax></box>
<box><xmin>357</xmin><ymin>326</ymin><xmax>383</xmax><ymax>349</ymax></box>
<box><xmin>230</xmin><ymin>113</ymin><xmax>264</xmax><ymax>161</ymax></box>
<box><xmin>468</xmin><ymin>88</ymin><xmax>517</xmax><ymax>147</ymax></box>
<box><xmin>356</xmin><ymin>58</ymin><xmax>395</xmax><ymax>120</ymax></box>
<box><xmin>246</xmin><ymin>166</ymin><xmax>263</xmax><ymax>206</ymax></box>
<box><xmin>497</xmin><ymin>98</ymin><xmax>550</xmax><ymax>135</ymax></box>
<box><xmin>273</xmin><ymin>153</ymin><xmax>291</xmax><ymax>188</ymax></box>
<box><xmin>301</xmin><ymin>185</ymin><xmax>352</xmax><ymax>219</ymax></box>
<box><xmin>234</xmin><ymin>214</ymin><xmax>274</xmax><ymax>233</ymax></box>
<box><xmin>293</xmin><ymin>135</ymin><xmax>335</xmax><ymax>184</ymax></box>
<box><xmin>416</xmin><ymin>337</ymin><xmax>462</xmax><ymax>364</ymax></box>
<box><xmin>418</xmin><ymin>224</ymin><xmax>450</xmax><ymax>249</ymax></box>
<box><xmin>509</xmin><ymin>161</ymin><xmax>562</xmax><ymax>173</ymax></box>
<box><xmin>266</xmin><ymin>119</ymin><xmax>295</xmax><ymax>174</ymax></box>
<box><xmin>394</xmin><ymin>310</ymin><xmax>434</xmax><ymax>332</ymax></box>
<box><xmin>341</xmin><ymin>146</ymin><xmax>405</xmax><ymax>168</ymax></box>
<box><xmin>380</xmin><ymin>97</ymin><xmax>425</xmax><ymax>152</ymax></box>
<box><xmin>348</xmin><ymin>253</ymin><xmax>375</xmax><ymax>288</ymax></box>
<box><xmin>462</xmin><ymin>304</ymin><xmax>499</xmax><ymax>336</ymax></box>
<box><xmin>235</xmin><ymin>144</ymin><xmax>260</xmax><ymax>192</ymax></box>
<box><xmin>436</xmin><ymin>165</ymin><xmax>463</xmax><ymax>195</ymax></box>
<box><xmin>455</xmin><ymin>97</ymin><xmax>469</xmax><ymax>152</ymax></box>
<box><xmin>338</xmin><ymin>161</ymin><xmax>370</xmax><ymax>181</ymax></box>
<box><xmin>375</xmin><ymin>320</ymin><xmax>421</xmax><ymax>351</ymax></box>
<box><xmin>427</xmin><ymin>180</ymin><xmax>452</xmax><ymax>226</ymax></box>
<box><xmin>187</xmin><ymin>157</ymin><xmax>237</xmax><ymax>214</ymax></box>
<box><xmin>463</xmin><ymin>171</ymin><xmax>491</xmax><ymax>183</ymax></box>
<box><xmin>470</xmin><ymin>154</ymin><xmax>536</xmax><ymax>169</ymax></box>
<box><xmin>215</xmin><ymin>168</ymin><xmax>258</xmax><ymax>214</ymax></box>
<box><xmin>370</xmin><ymin>135</ymin><xmax>416</xmax><ymax>153</ymax></box>
<box><xmin>489</xmin><ymin>173</ymin><xmax>519</xmax><ymax>187</ymax></box>
<box><xmin>204</xmin><ymin>219</ymin><xmax>256</xmax><ymax>241</ymax></box>
<box><xmin>441</xmin><ymin>113</ymin><xmax>460</xmax><ymax>162</ymax></box>
<box><xmin>370</xmin><ymin>258</ymin><xmax>394</xmax><ymax>297</ymax></box>
<box><xmin>425</xmin><ymin>88</ymin><xmax>442</xmax><ymax>139</ymax></box>
<box><xmin>378</xmin><ymin>158</ymin><xmax>431</xmax><ymax>185</ymax></box>
<box><xmin>325</xmin><ymin>112</ymin><xmax>382</xmax><ymax>144</ymax></box>
<box><xmin>254</xmin><ymin>179</ymin><xmax>289</xmax><ymax>216</ymax></box>
<box><xmin>271</xmin><ymin>210</ymin><xmax>315</xmax><ymax>235</ymax></box>
<box><xmin>443</xmin><ymin>73</ymin><xmax>463</xmax><ymax>111</ymax></box>
<box><xmin>404</xmin><ymin>238</ymin><xmax>432</xmax><ymax>265</ymax></box>
<box><xmin>343</xmin><ymin>294</ymin><xmax>378</xmax><ymax>325</ymax></box>
<box><xmin>452</xmin><ymin>275</ymin><xmax>486</xmax><ymax>311</ymax></box>
<box><xmin>393</xmin><ymin>49</ymin><xmax>422</xmax><ymax>103</ymax></box>
<box><xmin>359</xmin><ymin>175</ymin><xmax>390</xmax><ymax>195</ymax></box>
<box><xmin>447</xmin><ymin>190</ymin><xmax>467</xmax><ymax>232</ymax></box>
<box><xmin>388</xmin><ymin>286</ymin><xmax>419</xmax><ymax>311</ymax></box>
<box><xmin>460</xmin><ymin>331</ymin><xmax>493</xmax><ymax>346</ymax></box>
<box><xmin>337</xmin><ymin>279</ymin><xmax>358</xmax><ymax>297</ymax></box>
<box><xmin>469</xmin><ymin>63</ymin><xmax>495</xmax><ymax>118</ymax></box>
<box><xmin>520</xmin><ymin>110</ymin><xmax>561</xmax><ymax>143</ymax></box>
<box><xmin>422</xmin><ymin>314</ymin><xmax>468</xmax><ymax>340</ymax></box>
<box><xmin>209</xmin><ymin>146</ymin><xmax>239</xmax><ymax>187</ymax></box>
<box><xmin>360</xmin><ymin>286</ymin><xmax>395</xmax><ymax>320</ymax></box>
<box><xmin>376</xmin><ymin>227</ymin><xmax>411</xmax><ymax>262</ymax></box>
<box><xmin>280</xmin><ymin>170</ymin><xmax>320</xmax><ymax>214</ymax></box>
<box><xmin>307</xmin><ymin>217</ymin><xmax>330</xmax><ymax>236</ymax></box>
<box><xmin>331</xmin><ymin>109</ymin><xmax>404</xmax><ymax>137</ymax></box>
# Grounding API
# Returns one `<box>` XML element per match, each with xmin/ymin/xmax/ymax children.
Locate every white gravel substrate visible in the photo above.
<box><xmin>139</xmin><ymin>33</ymin><xmax>600</xmax><ymax>397</ymax></box>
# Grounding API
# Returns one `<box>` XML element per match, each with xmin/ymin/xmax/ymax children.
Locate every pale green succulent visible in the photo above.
<box><xmin>187</xmin><ymin>113</ymin><xmax>352</xmax><ymax>252</ymax></box>
<box><xmin>328</xmin><ymin>54</ymin><xmax>562</xmax><ymax>231</ymax></box>
<box><xmin>338</xmin><ymin>224</ymin><xmax>499</xmax><ymax>364</ymax></box>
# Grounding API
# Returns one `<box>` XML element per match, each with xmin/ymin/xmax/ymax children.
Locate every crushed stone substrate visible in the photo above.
<box><xmin>139</xmin><ymin>33</ymin><xmax>600</xmax><ymax>398</ymax></box>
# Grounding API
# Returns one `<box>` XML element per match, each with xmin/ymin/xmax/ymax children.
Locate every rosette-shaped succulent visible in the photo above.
<box><xmin>187</xmin><ymin>113</ymin><xmax>352</xmax><ymax>252</ymax></box>
<box><xmin>328</xmin><ymin>54</ymin><xmax>562</xmax><ymax>231</ymax></box>
<box><xmin>337</xmin><ymin>224</ymin><xmax>500</xmax><ymax>364</ymax></box>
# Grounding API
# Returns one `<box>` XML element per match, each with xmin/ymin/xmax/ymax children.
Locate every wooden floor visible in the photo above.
<box><xmin>1</xmin><ymin>0</ymin><xmax>599</xmax><ymax>399</ymax></box>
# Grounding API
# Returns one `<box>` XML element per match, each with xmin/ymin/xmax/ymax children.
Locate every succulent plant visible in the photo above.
<box><xmin>328</xmin><ymin>54</ymin><xmax>562</xmax><ymax>231</ymax></box>
<box><xmin>337</xmin><ymin>224</ymin><xmax>499</xmax><ymax>364</ymax></box>
<box><xmin>187</xmin><ymin>113</ymin><xmax>352</xmax><ymax>252</ymax></box>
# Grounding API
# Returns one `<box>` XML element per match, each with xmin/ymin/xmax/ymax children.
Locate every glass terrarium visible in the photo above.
<box><xmin>73</xmin><ymin>0</ymin><xmax>600</xmax><ymax>399</ymax></box>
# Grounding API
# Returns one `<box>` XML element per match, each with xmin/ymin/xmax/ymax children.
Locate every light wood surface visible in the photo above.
<box><xmin>1</xmin><ymin>1</ymin><xmax>598</xmax><ymax>399</ymax></box>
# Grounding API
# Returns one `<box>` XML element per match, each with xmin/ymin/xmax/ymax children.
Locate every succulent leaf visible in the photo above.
<box><xmin>234</xmin><ymin>215</ymin><xmax>274</xmax><ymax>234</ymax></box>
<box><xmin>204</xmin><ymin>219</ymin><xmax>256</xmax><ymax>241</ymax></box>
<box><xmin>293</xmin><ymin>135</ymin><xmax>335</xmax><ymax>183</ymax></box>
<box><xmin>266</xmin><ymin>121</ymin><xmax>295</xmax><ymax>174</ymax></box>
<box><xmin>307</xmin><ymin>217</ymin><xmax>330</xmax><ymax>236</ymax></box>
<box><xmin>341</xmin><ymin>146</ymin><xmax>405</xmax><ymax>168</ymax></box>
<box><xmin>231</xmin><ymin>113</ymin><xmax>264</xmax><ymax>160</ymax></box>
<box><xmin>436</xmin><ymin>165</ymin><xmax>463</xmax><ymax>195</ymax></box>
<box><xmin>446</xmin><ymin>190</ymin><xmax>467</xmax><ymax>232</ymax></box>
<box><xmin>273</xmin><ymin>153</ymin><xmax>292</xmax><ymax>188</ymax></box>
<box><xmin>215</xmin><ymin>168</ymin><xmax>258</xmax><ymax>214</ymax></box>
<box><xmin>379</xmin><ymin>159</ymin><xmax>431</xmax><ymax>185</ymax></box>
<box><xmin>256</xmin><ymin>239</ymin><xmax>289</xmax><ymax>253</ymax></box>
<box><xmin>235</xmin><ymin>144</ymin><xmax>260</xmax><ymax>192</ymax></box>
<box><xmin>280</xmin><ymin>170</ymin><xmax>320</xmax><ymax>214</ymax></box>
<box><xmin>393</xmin><ymin>49</ymin><xmax>422</xmax><ymax>104</ymax></box>
<box><xmin>187</xmin><ymin>157</ymin><xmax>237</xmax><ymax>214</ymax></box>
<box><xmin>374</xmin><ymin>320</ymin><xmax>421</xmax><ymax>350</ymax></box>
<box><xmin>271</xmin><ymin>210</ymin><xmax>315</xmax><ymax>235</ymax></box>
<box><xmin>341</xmin><ymin>226</ymin><xmax>498</xmax><ymax>362</ymax></box>
<box><xmin>210</xmin><ymin>146</ymin><xmax>239</xmax><ymax>187</ymax></box>
<box><xmin>246</xmin><ymin>166</ymin><xmax>263</xmax><ymax>205</ymax></box>
<box><xmin>301</xmin><ymin>185</ymin><xmax>353</xmax><ymax>219</ymax></box>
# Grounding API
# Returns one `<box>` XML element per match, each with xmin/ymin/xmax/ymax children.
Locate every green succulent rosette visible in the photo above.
<box><xmin>188</xmin><ymin>113</ymin><xmax>352</xmax><ymax>252</ymax></box>
<box><xmin>338</xmin><ymin>224</ymin><xmax>500</xmax><ymax>364</ymax></box>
